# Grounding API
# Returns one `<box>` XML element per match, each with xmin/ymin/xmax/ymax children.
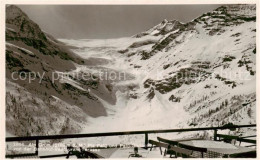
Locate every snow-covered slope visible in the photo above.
<box><xmin>60</xmin><ymin>4</ymin><xmax>256</xmax><ymax>140</ymax></box>
<box><xmin>5</xmin><ymin>5</ymin><xmax>114</xmax><ymax>136</ymax></box>
<box><xmin>120</xmin><ymin>4</ymin><xmax>256</xmax><ymax>129</ymax></box>
<box><xmin>6</xmin><ymin>4</ymin><xmax>256</xmax><ymax>144</ymax></box>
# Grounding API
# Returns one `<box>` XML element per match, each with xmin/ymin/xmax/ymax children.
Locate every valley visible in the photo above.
<box><xmin>6</xmin><ymin>4</ymin><xmax>256</xmax><ymax>146</ymax></box>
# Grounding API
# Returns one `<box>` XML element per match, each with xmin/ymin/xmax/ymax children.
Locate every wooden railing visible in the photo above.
<box><xmin>5</xmin><ymin>124</ymin><xmax>256</xmax><ymax>158</ymax></box>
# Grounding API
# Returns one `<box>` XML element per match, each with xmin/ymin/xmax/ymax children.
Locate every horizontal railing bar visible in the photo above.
<box><xmin>245</xmin><ymin>145</ymin><xmax>256</xmax><ymax>147</ymax></box>
<box><xmin>237</xmin><ymin>138</ymin><xmax>256</xmax><ymax>144</ymax></box>
<box><xmin>216</xmin><ymin>134</ymin><xmax>239</xmax><ymax>139</ymax></box>
<box><xmin>240</xmin><ymin>135</ymin><xmax>256</xmax><ymax>138</ymax></box>
<box><xmin>5</xmin><ymin>153</ymin><xmax>37</xmax><ymax>158</ymax></box>
<box><xmin>6</xmin><ymin>124</ymin><xmax>256</xmax><ymax>142</ymax></box>
<box><xmin>39</xmin><ymin>154</ymin><xmax>68</xmax><ymax>158</ymax></box>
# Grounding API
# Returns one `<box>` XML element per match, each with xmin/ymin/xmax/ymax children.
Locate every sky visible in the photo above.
<box><xmin>18</xmin><ymin>5</ymin><xmax>221</xmax><ymax>39</ymax></box>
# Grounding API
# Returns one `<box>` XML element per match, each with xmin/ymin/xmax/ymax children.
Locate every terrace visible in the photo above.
<box><xmin>6</xmin><ymin>124</ymin><xmax>256</xmax><ymax>158</ymax></box>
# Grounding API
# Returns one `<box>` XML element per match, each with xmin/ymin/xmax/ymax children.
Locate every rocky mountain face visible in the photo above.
<box><xmin>6</xmin><ymin>4</ymin><xmax>256</xmax><ymax>138</ymax></box>
<box><xmin>119</xmin><ymin>4</ymin><xmax>256</xmax><ymax>133</ymax></box>
<box><xmin>6</xmin><ymin>5</ymin><xmax>116</xmax><ymax>136</ymax></box>
<box><xmin>134</xmin><ymin>19</ymin><xmax>185</xmax><ymax>38</ymax></box>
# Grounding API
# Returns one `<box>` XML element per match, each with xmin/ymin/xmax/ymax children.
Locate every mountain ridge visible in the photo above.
<box><xmin>5</xmin><ymin>4</ymin><xmax>256</xmax><ymax>140</ymax></box>
<box><xmin>6</xmin><ymin>5</ymin><xmax>116</xmax><ymax>136</ymax></box>
<box><xmin>117</xmin><ymin>4</ymin><xmax>256</xmax><ymax>131</ymax></box>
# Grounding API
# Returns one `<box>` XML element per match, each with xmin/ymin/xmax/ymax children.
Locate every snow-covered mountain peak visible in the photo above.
<box><xmin>134</xmin><ymin>18</ymin><xmax>183</xmax><ymax>38</ymax></box>
<box><xmin>6</xmin><ymin>4</ymin><xmax>256</xmax><ymax>140</ymax></box>
<box><xmin>133</xmin><ymin>4</ymin><xmax>255</xmax><ymax>39</ymax></box>
<box><xmin>115</xmin><ymin>4</ymin><xmax>256</xmax><ymax>130</ymax></box>
<box><xmin>161</xmin><ymin>19</ymin><xmax>168</xmax><ymax>23</ymax></box>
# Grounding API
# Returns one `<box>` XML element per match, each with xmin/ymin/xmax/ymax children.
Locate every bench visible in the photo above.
<box><xmin>148</xmin><ymin>140</ymin><xmax>169</xmax><ymax>155</ymax></box>
<box><xmin>216</xmin><ymin>134</ymin><xmax>239</xmax><ymax>144</ymax></box>
<box><xmin>148</xmin><ymin>140</ymin><xmax>195</xmax><ymax>158</ymax></box>
<box><xmin>216</xmin><ymin>134</ymin><xmax>256</xmax><ymax>147</ymax></box>
<box><xmin>168</xmin><ymin>145</ymin><xmax>194</xmax><ymax>158</ymax></box>
<box><xmin>178</xmin><ymin>143</ymin><xmax>207</xmax><ymax>158</ymax></box>
<box><xmin>157</xmin><ymin>137</ymin><xmax>179</xmax><ymax>146</ymax></box>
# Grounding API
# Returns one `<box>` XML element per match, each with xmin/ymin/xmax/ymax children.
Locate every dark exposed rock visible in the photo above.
<box><xmin>144</xmin><ymin>68</ymin><xmax>211</xmax><ymax>94</ymax></box>
<box><xmin>169</xmin><ymin>95</ymin><xmax>181</xmax><ymax>102</ymax></box>
<box><xmin>147</xmin><ymin>88</ymin><xmax>155</xmax><ymax>100</ymax></box>
<box><xmin>223</xmin><ymin>55</ymin><xmax>236</xmax><ymax>62</ymax></box>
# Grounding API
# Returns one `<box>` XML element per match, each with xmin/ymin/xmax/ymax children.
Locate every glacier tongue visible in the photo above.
<box><xmin>58</xmin><ymin>4</ymin><xmax>256</xmax><ymax>144</ymax></box>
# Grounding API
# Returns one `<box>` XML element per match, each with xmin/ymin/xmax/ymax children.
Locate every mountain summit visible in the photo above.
<box><xmin>6</xmin><ymin>4</ymin><xmax>256</xmax><ymax>138</ymax></box>
<box><xmin>6</xmin><ymin>5</ymin><xmax>112</xmax><ymax>136</ymax></box>
<box><xmin>114</xmin><ymin>4</ymin><xmax>256</xmax><ymax>130</ymax></box>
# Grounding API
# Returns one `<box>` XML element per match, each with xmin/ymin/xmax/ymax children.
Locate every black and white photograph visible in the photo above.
<box><xmin>1</xmin><ymin>0</ymin><xmax>258</xmax><ymax>159</ymax></box>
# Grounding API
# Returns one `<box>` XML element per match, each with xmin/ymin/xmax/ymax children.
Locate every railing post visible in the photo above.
<box><xmin>214</xmin><ymin>129</ymin><xmax>217</xmax><ymax>141</ymax></box>
<box><xmin>35</xmin><ymin>139</ymin><xmax>39</xmax><ymax>156</ymax></box>
<box><xmin>145</xmin><ymin>133</ymin><xmax>148</xmax><ymax>149</ymax></box>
